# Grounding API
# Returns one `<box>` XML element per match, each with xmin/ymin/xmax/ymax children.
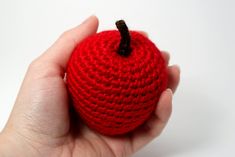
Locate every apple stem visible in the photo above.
<box><xmin>115</xmin><ymin>20</ymin><xmax>131</xmax><ymax>56</ymax></box>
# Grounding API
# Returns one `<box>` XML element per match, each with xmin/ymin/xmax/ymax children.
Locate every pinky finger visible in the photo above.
<box><xmin>130</xmin><ymin>89</ymin><xmax>173</xmax><ymax>153</ymax></box>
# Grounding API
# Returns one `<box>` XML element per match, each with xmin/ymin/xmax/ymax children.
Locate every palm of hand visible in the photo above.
<box><xmin>1</xmin><ymin>16</ymin><xmax>180</xmax><ymax>157</ymax></box>
<box><xmin>27</xmin><ymin>76</ymin><xmax>133</xmax><ymax>157</ymax></box>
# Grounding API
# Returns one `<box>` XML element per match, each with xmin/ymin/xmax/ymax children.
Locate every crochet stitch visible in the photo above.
<box><xmin>66</xmin><ymin>20</ymin><xmax>168</xmax><ymax>136</ymax></box>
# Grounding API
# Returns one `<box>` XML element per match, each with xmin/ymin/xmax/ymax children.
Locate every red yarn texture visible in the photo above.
<box><xmin>66</xmin><ymin>31</ymin><xmax>168</xmax><ymax>136</ymax></box>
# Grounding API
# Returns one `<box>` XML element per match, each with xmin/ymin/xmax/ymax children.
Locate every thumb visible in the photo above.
<box><xmin>3</xmin><ymin>16</ymin><xmax>99</xmax><ymax>139</ymax></box>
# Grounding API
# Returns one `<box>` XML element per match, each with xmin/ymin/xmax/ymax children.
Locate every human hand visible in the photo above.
<box><xmin>0</xmin><ymin>16</ymin><xmax>180</xmax><ymax>157</ymax></box>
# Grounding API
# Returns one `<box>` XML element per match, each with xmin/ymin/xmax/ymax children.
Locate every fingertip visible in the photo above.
<box><xmin>40</xmin><ymin>15</ymin><xmax>100</xmax><ymax>70</ymax></box>
<box><xmin>138</xmin><ymin>31</ymin><xmax>148</xmax><ymax>37</ymax></box>
<box><xmin>168</xmin><ymin>65</ymin><xmax>181</xmax><ymax>93</ymax></box>
<box><xmin>88</xmin><ymin>15</ymin><xmax>99</xmax><ymax>28</ymax></box>
<box><xmin>173</xmin><ymin>64</ymin><xmax>181</xmax><ymax>74</ymax></box>
<box><xmin>165</xmin><ymin>88</ymin><xmax>173</xmax><ymax>95</ymax></box>
<box><xmin>76</xmin><ymin>15</ymin><xmax>99</xmax><ymax>35</ymax></box>
<box><xmin>161</xmin><ymin>51</ymin><xmax>170</xmax><ymax>65</ymax></box>
<box><xmin>161</xmin><ymin>51</ymin><xmax>170</xmax><ymax>57</ymax></box>
<box><xmin>90</xmin><ymin>14</ymin><xmax>99</xmax><ymax>21</ymax></box>
<box><xmin>155</xmin><ymin>88</ymin><xmax>173</xmax><ymax>122</ymax></box>
<box><xmin>81</xmin><ymin>15</ymin><xmax>99</xmax><ymax>25</ymax></box>
<box><xmin>130</xmin><ymin>88</ymin><xmax>173</xmax><ymax>152</ymax></box>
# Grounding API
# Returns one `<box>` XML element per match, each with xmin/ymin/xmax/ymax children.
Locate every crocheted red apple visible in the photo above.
<box><xmin>66</xmin><ymin>20</ymin><xmax>168</xmax><ymax>136</ymax></box>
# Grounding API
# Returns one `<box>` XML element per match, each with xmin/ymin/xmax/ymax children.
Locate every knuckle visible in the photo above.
<box><xmin>29</xmin><ymin>59</ymin><xmax>41</xmax><ymax>70</ymax></box>
<box><xmin>59</xmin><ymin>30</ymin><xmax>72</xmax><ymax>40</ymax></box>
<box><xmin>28</xmin><ymin>58</ymin><xmax>44</xmax><ymax>71</ymax></box>
<box><xmin>28</xmin><ymin>59</ymin><xmax>58</xmax><ymax>79</ymax></box>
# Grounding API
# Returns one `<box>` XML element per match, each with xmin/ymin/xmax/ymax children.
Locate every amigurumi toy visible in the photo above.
<box><xmin>66</xmin><ymin>20</ymin><xmax>168</xmax><ymax>136</ymax></box>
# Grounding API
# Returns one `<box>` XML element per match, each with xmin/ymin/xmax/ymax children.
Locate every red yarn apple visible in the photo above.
<box><xmin>66</xmin><ymin>20</ymin><xmax>168</xmax><ymax>136</ymax></box>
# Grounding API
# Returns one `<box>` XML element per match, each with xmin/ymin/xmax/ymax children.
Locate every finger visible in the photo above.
<box><xmin>155</xmin><ymin>89</ymin><xmax>173</xmax><ymax>121</ymax></box>
<box><xmin>137</xmin><ymin>31</ymin><xmax>148</xmax><ymax>37</ymax></box>
<box><xmin>130</xmin><ymin>89</ymin><xmax>173</xmax><ymax>152</ymax></box>
<box><xmin>138</xmin><ymin>32</ymin><xmax>170</xmax><ymax>65</ymax></box>
<box><xmin>168</xmin><ymin>65</ymin><xmax>180</xmax><ymax>93</ymax></box>
<box><xmin>161</xmin><ymin>51</ymin><xmax>170</xmax><ymax>65</ymax></box>
<box><xmin>135</xmin><ymin>32</ymin><xmax>170</xmax><ymax>66</ymax></box>
<box><xmin>39</xmin><ymin>15</ymin><xmax>99</xmax><ymax>70</ymax></box>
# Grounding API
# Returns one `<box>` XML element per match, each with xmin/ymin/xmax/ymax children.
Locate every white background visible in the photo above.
<box><xmin>0</xmin><ymin>0</ymin><xmax>235</xmax><ymax>156</ymax></box>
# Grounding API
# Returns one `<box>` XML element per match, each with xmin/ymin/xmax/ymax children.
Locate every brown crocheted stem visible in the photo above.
<box><xmin>115</xmin><ymin>20</ymin><xmax>131</xmax><ymax>56</ymax></box>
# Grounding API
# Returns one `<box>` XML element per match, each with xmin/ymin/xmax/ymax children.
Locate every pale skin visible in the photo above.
<box><xmin>0</xmin><ymin>16</ymin><xmax>180</xmax><ymax>157</ymax></box>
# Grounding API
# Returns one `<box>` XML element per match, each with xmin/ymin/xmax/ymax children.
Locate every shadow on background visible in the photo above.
<box><xmin>134</xmin><ymin>78</ymin><xmax>224</xmax><ymax>157</ymax></box>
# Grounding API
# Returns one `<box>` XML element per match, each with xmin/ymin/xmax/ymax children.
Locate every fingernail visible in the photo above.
<box><xmin>166</xmin><ymin>88</ymin><xmax>173</xmax><ymax>95</ymax></box>
<box><xmin>166</xmin><ymin>88</ymin><xmax>173</xmax><ymax>102</ymax></box>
